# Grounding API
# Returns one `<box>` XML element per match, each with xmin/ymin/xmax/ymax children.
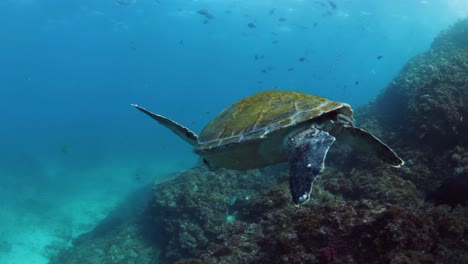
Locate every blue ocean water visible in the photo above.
<box><xmin>0</xmin><ymin>0</ymin><xmax>466</xmax><ymax>263</ymax></box>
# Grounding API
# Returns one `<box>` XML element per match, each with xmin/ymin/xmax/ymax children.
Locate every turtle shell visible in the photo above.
<box><xmin>194</xmin><ymin>90</ymin><xmax>353</xmax><ymax>170</ymax></box>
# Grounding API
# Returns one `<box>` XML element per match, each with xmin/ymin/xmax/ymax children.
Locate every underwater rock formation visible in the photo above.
<box><xmin>49</xmin><ymin>19</ymin><xmax>468</xmax><ymax>264</ymax></box>
<box><xmin>181</xmin><ymin>200</ymin><xmax>466</xmax><ymax>264</ymax></box>
<box><xmin>358</xmin><ymin>18</ymin><xmax>468</xmax><ymax>199</ymax></box>
<box><xmin>141</xmin><ymin>166</ymin><xmax>286</xmax><ymax>262</ymax></box>
<box><xmin>48</xmin><ymin>184</ymin><xmax>159</xmax><ymax>264</ymax></box>
<box><xmin>375</xmin><ymin>19</ymin><xmax>468</xmax><ymax>150</ymax></box>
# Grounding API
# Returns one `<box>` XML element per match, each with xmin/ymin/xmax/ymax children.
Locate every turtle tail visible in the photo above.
<box><xmin>132</xmin><ymin>104</ymin><xmax>198</xmax><ymax>146</ymax></box>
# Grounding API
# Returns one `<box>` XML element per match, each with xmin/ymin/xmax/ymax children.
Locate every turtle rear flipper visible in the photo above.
<box><xmin>132</xmin><ymin>104</ymin><xmax>198</xmax><ymax>146</ymax></box>
<box><xmin>287</xmin><ymin>129</ymin><xmax>336</xmax><ymax>205</ymax></box>
<box><xmin>338</xmin><ymin>125</ymin><xmax>404</xmax><ymax>167</ymax></box>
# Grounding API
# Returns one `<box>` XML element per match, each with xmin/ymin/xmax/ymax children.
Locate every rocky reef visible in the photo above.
<box><xmin>375</xmin><ymin>19</ymin><xmax>468</xmax><ymax>151</ymax></box>
<box><xmin>49</xmin><ymin>19</ymin><xmax>468</xmax><ymax>264</ymax></box>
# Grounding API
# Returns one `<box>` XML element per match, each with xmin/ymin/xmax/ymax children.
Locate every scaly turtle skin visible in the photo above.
<box><xmin>133</xmin><ymin>90</ymin><xmax>404</xmax><ymax>204</ymax></box>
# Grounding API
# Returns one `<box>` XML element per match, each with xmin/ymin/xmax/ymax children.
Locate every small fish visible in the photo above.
<box><xmin>287</xmin><ymin>67</ymin><xmax>295</xmax><ymax>71</ymax></box>
<box><xmin>254</xmin><ymin>54</ymin><xmax>264</xmax><ymax>60</ymax></box>
<box><xmin>298</xmin><ymin>57</ymin><xmax>306</xmax><ymax>62</ymax></box>
<box><xmin>248</xmin><ymin>22</ymin><xmax>256</xmax><ymax>28</ymax></box>
<box><xmin>269</xmin><ymin>8</ymin><xmax>276</xmax><ymax>15</ymax></box>
<box><xmin>135</xmin><ymin>173</ymin><xmax>142</xmax><ymax>182</ymax></box>
<box><xmin>377</xmin><ymin>55</ymin><xmax>383</xmax><ymax>60</ymax></box>
<box><xmin>60</xmin><ymin>144</ymin><xmax>69</xmax><ymax>155</ymax></box>
<box><xmin>229</xmin><ymin>193</ymin><xmax>239</xmax><ymax>206</ymax></box>
<box><xmin>261</xmin><ymin>66</ymin><xmax>273</xmax><ymax>73</ymax></box>
<box><xmin>115</xmin><ymin>0</ymin><xmax>136</xmax><ymax>6</ymax></box>
<box><xmin>355</xmin><ymin>81</ymin><xmax>359</xmax><ymax>86</ymax></box>
<box><xmin>327</xmin><ymin>0</ymin><xmax>337</xmax><ymax>10</ymax></box>
<box><xmin>128</xmin><ymin>41</ymin><xmax>136</xmax><ymax>51</ymax></box>
<box><xmin>278</xmin><ymin>17</ymin><xmax>287</xmax><ymax>22</ymax></box>
<box><xmin>197</xmin><ymin>9</ymin><xmax>215</xmax><ymax>20</ymax></box>
<box><xmin>313</xmin><ymin>22</ymin><xmax>318</xmax><ymax>29</ymax></box>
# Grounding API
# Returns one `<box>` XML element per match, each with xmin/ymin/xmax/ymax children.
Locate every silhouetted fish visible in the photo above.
<box><xmin>248</xmin><ymin>22</ymin><xmax>256</xmax><ymax>28</ymax></box>
<box><xmin>198</xmin><ymin>9</ymin><xmax>215</xmax><ymax>20</ymax></box>
<box><xmin>129</xmin><ymin>41</ymin><xmax>136</xmax><ymax>51</ymax></box>
<box><xmin>254</xmin><ymin>54</ymin><xmax>265</xmax><ymax>61</ymax></box>
<box><xmin>135</xmin><ymin>173</ymin><xmax>142</xmax><ymax>182</ymax></box>
<box><xmin>261</xmin><ymin>66</ymin><xmax>273</xmax><ymax>73</ymax></box>
<box><xmin>229</xmin><ymin>193</ymin><xmax>239</xmax><ymax>206</ymax></box>
<box><xmin>377</xmin><ymin>55</ymin><xmax>383</xmax><ymax>60</ymax></box>
<box><xmin>60</xmin><ymin>144</ymin><xmax>69</xmax><ymax>155</ymax></box>
<box><xmin>115</xmin><ymin>0</ymin><xmax>136</xmax><ymax>6</ymax></box>
<box><xmin>315</xmin><ymin>1</ymin><xmax>326</xmax><ymax>8</ymax></box>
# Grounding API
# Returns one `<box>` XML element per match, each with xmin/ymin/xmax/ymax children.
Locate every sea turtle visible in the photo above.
<box><xmin>132</xmin><ymin>90</ymin><xmax>404</xmax><ymax>204</ymax></box>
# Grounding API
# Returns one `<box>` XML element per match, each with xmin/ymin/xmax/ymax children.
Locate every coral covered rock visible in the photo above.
<box><xmin>375</xmin><ymin>19</ymin><xmax>468</xmax><ymax>150</ymax></box>
<box><xmin>142</xmin><ymin>166</ymin><xmax>286</xmax><ymax>263</ymax></box>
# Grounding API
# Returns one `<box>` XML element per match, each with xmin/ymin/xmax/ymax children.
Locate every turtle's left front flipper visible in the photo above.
<box><xmin>337</xmin><ymin>125</ymin><xmax>404</xmax><ymax>167</ymax></box>
<box><xmin>288</xmin><ymin>129</ymin><xmax>336</xmax><ymax>205</ymax></box>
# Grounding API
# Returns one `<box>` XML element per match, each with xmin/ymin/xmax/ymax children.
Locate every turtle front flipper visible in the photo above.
<box><xmin>337</xmin><ymin>125</ymin><xmax>404</xmax><ymax>167</ymax></box>
<box><xmin>287</xmin><ymin>129</ymin><xmax>336</xmax><ymax>205</ymax></box>
<box><xmin>132</xmin><ymin>104</ymin><xmax>198</xmax><ymax>146</ymax></box>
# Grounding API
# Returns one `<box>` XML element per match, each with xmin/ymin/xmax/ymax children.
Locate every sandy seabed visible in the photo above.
<box><xmin>0</xmin><ymin>158</ymin><xmax>189</xmax><ymax>264</ymax></box>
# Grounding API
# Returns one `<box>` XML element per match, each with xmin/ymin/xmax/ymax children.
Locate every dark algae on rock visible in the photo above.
<box><xmin>49</xmin><ymin>19</ymin><xmax>468</xmax><ymax>264</ymax></box>
<box><xmin>141</xmin><ymin>167</ymin><xmax>285</xmax><ymax>263</ymax></box>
